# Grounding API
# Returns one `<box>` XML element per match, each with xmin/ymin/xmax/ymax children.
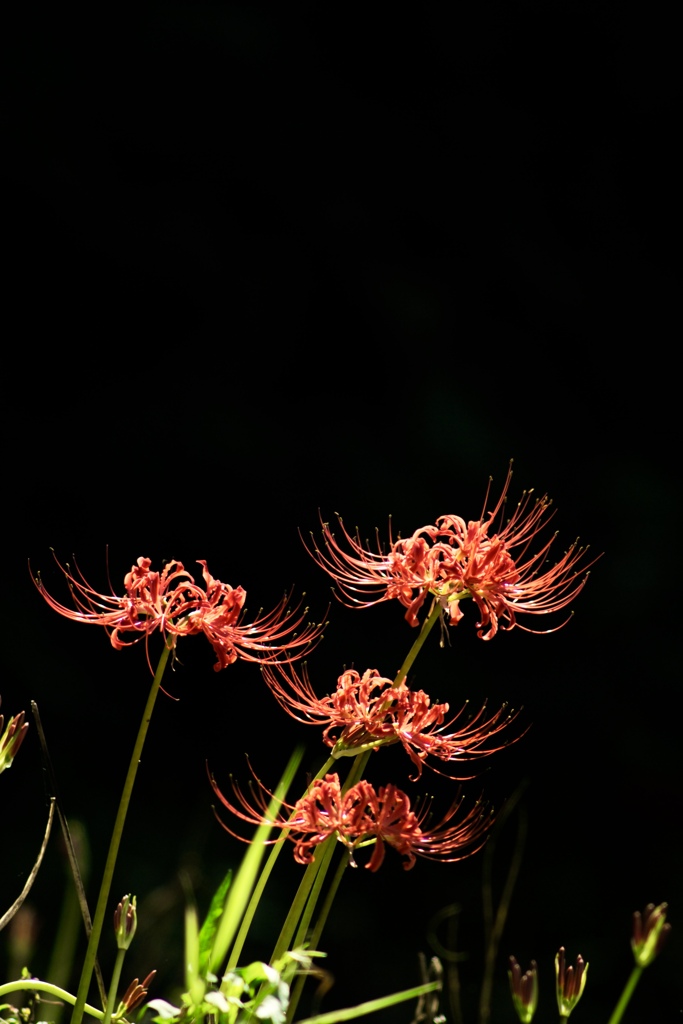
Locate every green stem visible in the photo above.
<box><xmin>307</xmin><ymin>846</ymin><xmax>348</xmax><ymax>952</ymax></box>
<box><xmin>606</xmin><ymin>965</ymin><xmax>643</xmax><ymax>1024</ymax></box>
<box><xmin>0</xmin><ymin>980</ymin><xmax>105</xmax><ymax>1021</ymax></box>
<box><xmin>293</xmin><ymin>980</ymin><xmax>441</xmax><ymax>1024</ymax></box>
<box><xmin>393</xmin><ymin>601</ymin><xmax>442</xmax><ymax>685</ymax></box>
<box><xmin>292</xmin><ymin>835</ymin><xmax>338</xmax><ymax>952</ymax></box>
<box><xmin>287</xmin><ymin>844</ymin><xmax>349</xmax><ymax>1024</ymax></box>
<box><xmin>227</xmin><ymin>755</ymin><xmax>337</xmax><ymax>971</ymax></box>
<box><xmin>71</xmin><ymin>641</ymin><xmax>173</xmax><ymax>1024</ymax></box>
<box><xmin>270</xmin><ymin>839</ymin><xmax>332</xmax><ymax>964</ymax></box>
<box><xmin>101</xmin><ymin>948</ymin><xmax>125</xmax><ymax>1024</ymax></box>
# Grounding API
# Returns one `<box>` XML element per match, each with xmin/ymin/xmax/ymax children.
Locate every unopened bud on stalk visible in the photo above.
<box><xmin>555</xmin><ymin>947</ymin><xmax>588</xmax><ymax>1018</ymax></box>
<box><xmin>0</xmin><ymin>703</ymin><xmax>28</xmax><ymax>775</ymax></box>
<box><xmin>508</xmin><ymin>957</ymin><xmax>538</xmax><ymax>1022</ymax></box>
<box><xmin>113</xmin><ymin>894</ymin><xmax>137</xmax><ymax>951</ymax></box>
<box><xmin>632</xmin><ymin>903</ymin><xmax>671</xmax><ymax>967</ymax></box>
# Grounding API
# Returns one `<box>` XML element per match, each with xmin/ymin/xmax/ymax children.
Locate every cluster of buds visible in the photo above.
<box><xmin>0</xmin><ymin>700</ymin><xmax>28</xmax><ymax>775</ymax></box>
<box><xmin>510</xmin><ymin>904</ymin><xmax>671</xmax><ymax>1022</ymax></box>
<box><xmin>508</xmin><ymin>948</ymin><xmax>588</xmax><ymax>1023</ymax></box>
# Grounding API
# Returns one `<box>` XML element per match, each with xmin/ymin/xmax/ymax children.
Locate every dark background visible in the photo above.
<box><xmin>3</xmin><ymin>5</ymin><xmax>680</xmax><ymax>1022</ymax></box>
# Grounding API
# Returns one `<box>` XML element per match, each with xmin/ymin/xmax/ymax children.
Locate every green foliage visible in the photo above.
<box><xmin>198</xmin><ymin>871</ymin><xmax>233</xmax><ymax>978</ymax></box>
<box><xmin>148</xmin><ymin>948</ymin><xmax>326</xmax><ymax>1024</ymax></box>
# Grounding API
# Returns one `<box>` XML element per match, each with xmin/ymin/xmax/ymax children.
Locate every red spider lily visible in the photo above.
<box><xmin>308</xmin><ymin>468</ymin><xmax>595</xmax><ymax>638</ymax></box>
<box><xmin>211</xmin><ymin>770</ymin><xmax>492</xmax><ymax>872</ymax></box>
<box><xmin>32</xmin><ymin>554</ymin><xmax>322</xmax><ymax>671</ymax></box>
<box><xmin>262</xmin><ymin>664</ymin><xmax>520</xmax><ymax>778</ymax></box>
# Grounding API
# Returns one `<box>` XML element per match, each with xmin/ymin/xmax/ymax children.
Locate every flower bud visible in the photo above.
<box><xmin>555</xmin><ymin>947</ymin><xmax>588</xmax><ymax>1018</ymax></box>
<box><xmin>632</xmin><ymin>903</ymin><xmax>671</xmax><ymax>968</ymax></box>
<box><xmin>0</xmin><ymin>707</ymin><xmax>28</xmax><ymax>775</ymax></box>
<box><xmin>508</xmin><ymin>957</ymin><xmax>538</xmax><ymax>1023</ymax></box>
<box><xmin>113</xmin><ymin>894</ymin><xmax>137</xmax><ymax>950</ymax></box>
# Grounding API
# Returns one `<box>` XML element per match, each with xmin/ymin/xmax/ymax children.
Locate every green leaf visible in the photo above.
<box><xmin>198</xmin><ymin>869</ymin><xmax>233</xmax><ymax>976</ymax></box>
<box><xmin>209</xmin><ymin>746</ymin><xmax>305</xmax><ymax>974</ymax></box>
<box><xmin>294</xmin><ymin>980</ymin><xmax>441</xmax><ymax>1024</ymax></box>
<box><xmin>184</xmin><ymin>901</ymin><xmax>205</xmax><ymax>1006</ymax></box>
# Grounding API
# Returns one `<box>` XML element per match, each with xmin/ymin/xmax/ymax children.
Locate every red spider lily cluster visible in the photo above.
<box><xmin>309</xmin><ymin>468</ymin><xmax>594</xmax><ymax>638</ymax></box>
<box><xmin>262</xmin><ymin>664</ymin><xmax>520</xmax><ymax>778</ymax></box>
<box><xmin>32</xmin><ymin>554</ymin><xmax>322</xmax><ymax>671</ymax></box>
<box><xmin>212</xmin><ymin>770</ymin><xmax>491</xmax><ymax>872</ymax></box>
<box><xmin>32</xmin><ymin>470</ymin><xmax>596</xmax><ymax>877</ymax></box>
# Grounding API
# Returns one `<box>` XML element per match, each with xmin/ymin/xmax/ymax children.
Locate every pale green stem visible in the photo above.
<box><xmin>393</xmin><ymin>601</ymin><xmax>442</xmax><ymax>685</ymax></box>
<box><xmin>226</xmin><ymin>755</ymin><xmax>337</xmax><ymax>971</ymax></box>
<box><xmin>71</xmin><ymin>641</ymin><xmax>173</xmax><ymax>1024</ymax></box>
<box><xmin>292</xmin><ymin>834</ymin><xmax>338</xmax><ymax>951</ymax></box>
<box><xmin>606</xmin><ymin>965</ymin><xmax>643</xmax><ymax>1024</ymax></box>
<box><xmin>101</xmin><ymin>948</ymin><xmax>125</xmax><ymax>1024</ymax></box>
<box><xmin>341</xmin><ymin>750</ymin><xmax>371</xmax><ymax>789</ymax></box>
<box><xmin>287</xmin><ymin>844</ymin><xmax>349</xmax><ymax>1024</ymax></box>
<box><xmin>307</xmin><ymin>847</ymin><xmax>348</xmax><ymax>952</ymax></box>
<box><xmin>294</xmin><ymin>980</ymin><xmax>441</xmax><ymax>1024</ymax></box>
<box><xmin>0</xmin><ymin>980</ymin><xmax>105</xmax><ymax>1020</ymax></box>
<box><xmin>270</xmin><ymin>840</ymin><xmax>332</xmax><ymax>964</ymax></box>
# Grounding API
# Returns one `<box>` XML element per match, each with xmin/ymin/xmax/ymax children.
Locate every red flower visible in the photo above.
<box><xmin>32</xmin><ymin>554</ymin><xmax>322</xmax><ymax>671</ymax></box>
<box><xmin>211</xmin><ymin>770</ymin><xmax>491</xmax><ymax>871</ymax></box>
<box><xmin>308</xmin><ymin>468</ymin><xmax>595</xmax><ymax>638</ymax></box>
<box><xmin>262</xmin><ymin>664</ymin><xmax>519</xmax><ymax>778</ymax></box>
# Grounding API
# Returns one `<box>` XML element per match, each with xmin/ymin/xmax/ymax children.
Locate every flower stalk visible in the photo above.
<box><xmin>607</xmin><ymin>904</ymin><xmax>671</xmax><ymax>1024</ymax></box>
<box><xmin>71</xmin><ymin>640</ymin><xmax>172</xmax><ymax>1024</ymax></box>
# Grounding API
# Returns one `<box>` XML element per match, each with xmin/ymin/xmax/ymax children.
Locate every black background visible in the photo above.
<box><xmin>3</xmin><ymin>5</ymin><xmax>680</xmax><ymax>1022</ymax></box>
